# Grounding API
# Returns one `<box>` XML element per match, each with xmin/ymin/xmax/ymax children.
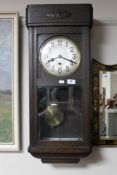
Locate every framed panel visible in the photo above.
<box><xmin>92</xmin><ymin>59</ymin><xmax>117</xmax><ymax>145</ymax></box>
<box><xmin>0</xmin><ymin>13</ymin><xmax>19</xmax><ymax>151</ymax></box>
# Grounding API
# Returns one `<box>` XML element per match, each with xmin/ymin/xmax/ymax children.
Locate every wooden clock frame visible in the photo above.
<box><xmin>26</xmin><ymin>4</ymin><xmax>93</xmax><ymax>163</ymax></box>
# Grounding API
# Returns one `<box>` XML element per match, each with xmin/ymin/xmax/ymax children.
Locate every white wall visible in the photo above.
<box><xmin>1</xmin><ymin>0</ymin><xmax>117</xmax><ymax>175</ymax></box>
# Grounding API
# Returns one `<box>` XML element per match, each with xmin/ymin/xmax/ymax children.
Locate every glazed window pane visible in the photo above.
<box><xmin>37</xmin><ymin>86</ymin><xmax>83</xmax><ymax>141</ymax></box>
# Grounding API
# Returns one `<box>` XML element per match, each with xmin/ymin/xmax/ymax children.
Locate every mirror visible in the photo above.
<box><xmin>92</xmin><ymin>59</ymin><xmax>117</xmax><ymax>145</ymax></box>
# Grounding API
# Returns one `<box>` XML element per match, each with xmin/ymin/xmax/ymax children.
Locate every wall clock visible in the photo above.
<box><xmin>26</xmin><ymin>4</ymin><xmax>93</xmax><ymax>163</ymax></box>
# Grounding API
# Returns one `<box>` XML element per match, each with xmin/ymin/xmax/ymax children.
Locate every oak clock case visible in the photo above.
<box><xmin>26</xmin><ymin>4</ymin><xmax>93</xmax><ymax>163</ymax></box>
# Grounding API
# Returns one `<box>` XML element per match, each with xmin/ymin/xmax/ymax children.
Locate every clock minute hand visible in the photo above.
<box><xmin>60</xmin><ymin>56</ymin><xmax>77</xmax><ymax>64</ymax></box>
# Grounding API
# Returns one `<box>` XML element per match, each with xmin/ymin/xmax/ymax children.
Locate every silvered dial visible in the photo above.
<box><xmin>39</xmin><ymin>36</ymin><xmax>81</xmax><ymax>77</ymax></box>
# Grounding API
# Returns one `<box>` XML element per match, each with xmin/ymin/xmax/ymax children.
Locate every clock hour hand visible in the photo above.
<box><xmin>47</xmin><ymin>56</ymin><xmax>59</xmax><ymax>62</ymax></box>
<box><xmin>60</xmin><ymin>55</ymin><xmax>77</xmax><ymax>64</ymax></box>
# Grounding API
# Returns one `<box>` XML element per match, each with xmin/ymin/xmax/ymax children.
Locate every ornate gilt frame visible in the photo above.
<box><xmin>92</xmin><ymin>59</ymin><xmax>117</xmax><ymax>145</ymax></box>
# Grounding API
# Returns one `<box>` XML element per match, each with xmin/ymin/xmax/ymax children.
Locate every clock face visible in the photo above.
<box><xmin>39</xmin><ymin>36</ymin><xmax>81</xmax><ymax>77</ymax></box>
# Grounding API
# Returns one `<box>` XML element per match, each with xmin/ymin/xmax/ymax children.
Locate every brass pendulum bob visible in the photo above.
<box><xmin>43</xmin><ymin>103</ymin><xmax>64</xmax><ymax>127</ymax></box>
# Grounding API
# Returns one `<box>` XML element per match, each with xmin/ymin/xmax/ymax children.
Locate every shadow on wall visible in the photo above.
<box><xmin>51</xmin><ymin>148</ymin><xmax>104</xmax><ymax>168</ymax></box>
<box><xmin>91</xmin><ymin>20</ymin><xmax>116</xmax><ymax>64</ymax></box>
<box><xmin>91</xmin><ymin>20</ymin><xmax>107</xmax><ymax>63</ymax></box>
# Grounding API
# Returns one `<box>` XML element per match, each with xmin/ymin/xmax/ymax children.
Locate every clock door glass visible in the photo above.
<box><xmin>37</xmin><ymin>86</ymin><xmax>84</xmax><ymax>141</ymax></box>
<box><xmin>39</xmin><ymin>36</ymin><xmax>81</xmax><ymax>77</ymax></box>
